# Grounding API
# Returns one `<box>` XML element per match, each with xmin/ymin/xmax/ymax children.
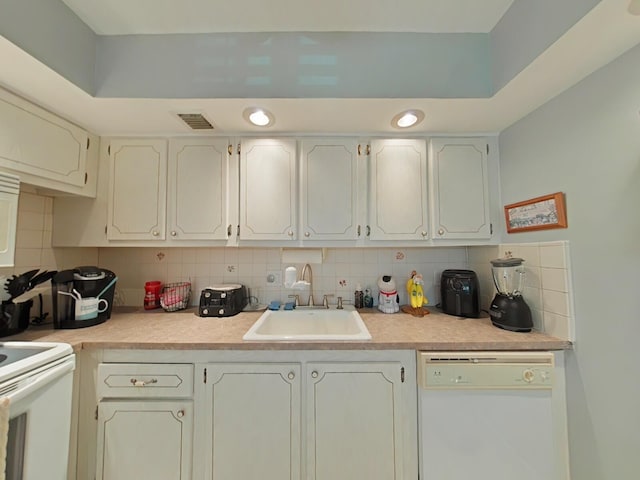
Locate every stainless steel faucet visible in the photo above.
<box><xmin>301</xmin><ymin>264</ymin><xmax>314</xmax><ymax>306</ymax></box>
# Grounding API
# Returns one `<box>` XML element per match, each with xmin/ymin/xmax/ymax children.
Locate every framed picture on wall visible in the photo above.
<box><xmin>504</xmin><ymin>192</ymin><xmax>567</xmax><ymax>233</ymax></box>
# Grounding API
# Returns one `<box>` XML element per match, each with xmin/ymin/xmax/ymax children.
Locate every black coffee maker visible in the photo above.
<box><xmin>489</xmin><ymin>257</ymin><xmax>533</xmax><ymax>332</ymax></box>
<box><xmin>52</xmin><ymin>266</ymin><xmax>117</xmax><ymax>329</ymax></box>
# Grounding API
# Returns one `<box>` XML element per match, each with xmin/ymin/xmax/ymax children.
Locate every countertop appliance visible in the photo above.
<box><xmin>199</xmin><ymin>284</ymin><xmax>247</xmax><ymax>317</ymax></box>
<box><xmin>489</xmin><ymin>257</ymin><xmax>533</xmax><ymax>332</ymax></box>
<box><xmin>440</xmin><ymin>269</ymin><xmax>480</xmax><ymax>317</ymax></box>
<box><xmin>0</xmin><ymin>341</ymin><xmax>75</xmax><ymax>480</ymax></box>
<box><xmin>51</xmin><ymin>266</ymin><xmax>117</xmax><ymax>329</ymax></box>
<box><xmin>417</xmin><ymin>351</ymin><xmax>570</xmax><ymax>480</ymax></box>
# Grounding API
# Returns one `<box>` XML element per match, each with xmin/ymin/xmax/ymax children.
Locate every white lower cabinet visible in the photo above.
<box><xmin>96</xmin><ymin>400</ymin><xmax>193</xmax><ymax>480</ymax></box>
<box><xmin>89</xmin><ymin>351</ymin><xmax>417</xmax><ymax>480</ymax></box>
<box><xmin>307</xmin><ymin>362</ymin><xmax>405</xmax><ymax>480</ymax></box>
<box><xmin>197</xmin><ymin>354</ymin><xmax>414</xmax><ymax>480</ymax></box>
<box><xmin>95</xmin><ymin>362</ymin><xmax>195</xmax><ymax>480</ymax></box>
<box><xmin>201</xmin><ymin>363</ymin><xmax>301</xmax><ymax>480</ymax></box>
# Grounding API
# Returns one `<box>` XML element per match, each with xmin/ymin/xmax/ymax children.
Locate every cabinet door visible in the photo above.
<box><xmin>368</xmin><ymin>139</ymin><xmax>429</xmax><ymax>240</ymax></box>
<box><xmin>96</xmin><ymin>400</ymin><xmax>193</xmax><ymax>480</ymax></box>
<box><xmin>429</xmin><ymin>137</ymin><xmax>491</xmax><ymax>239</ymax></box>
<box><xmin>168</xmin><ymin>138</ymin><xmax>231</xmax><ymax>240</ymax></box>
<box><xmin>0</xmin><ymin>87</ymin><xmax>88</xmax><ymax>189</ymax></box>
<box><xmin>300</xmin><ymin>139</ymin><xmax>360</xmax><ymax>240</ymax></box>
<box><xmin>107</xmin><ymin>139</ymin><xmax>167</xmax><ymax>240</ymax></box>
<box><xmin>204</xmin><ymin>363</ymin><xmax>301</xmax><ymax>480</ymax></box>
<box><xmin>306</xmin><ymin>362</ymin><xmax>405</xmax><ymax>480</ymax></box>
<box><xmin>240</xmin><ymin>138</ymin><xmax>297</xmax><ymax>240</ymax></box>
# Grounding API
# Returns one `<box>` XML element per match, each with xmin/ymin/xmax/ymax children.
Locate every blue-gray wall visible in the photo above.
<box><xmin>499</xmin><ymin>43</ymin><xmax>640</xmax><ymax>479</ymax></box>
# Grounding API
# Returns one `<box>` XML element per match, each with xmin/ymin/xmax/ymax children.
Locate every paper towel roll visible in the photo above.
<box><xmin>284</xmin><ymin>266</ymin><xmax>297</xmax><ymax>289</ymax></box>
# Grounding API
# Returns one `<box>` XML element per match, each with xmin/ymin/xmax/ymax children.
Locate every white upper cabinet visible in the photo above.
<box><xmin>368</xmin><ymin>139</ymin><xmax>429</xmax><ymax>241</ymax></box>
<box><xmin>300</xmin><ymin>138</ymin><xmax>361</xmax><ymax>240</ymax></box>
<box><xmin>0</xmin><ymin>87</ymin><xmax>89</xmax><ymax>192</ymax></box>
<box><xmin>240</xmin><ymin>138</ymin><xmax>297</xmax><ymax>241</ymax></box>
<box><xmin>168</xmin><ymin>138</ymin><xmax>231</xmax><ymax>241</ymax></box>
<box><xmin>429</xmin><ymin>137</ymin><xmax>491</xmax><ymax>240</ymax></box>
<box><xmin>107</xmin><ymin>139</ymin><xmax>167</xmax><ymax>241</ymax></box>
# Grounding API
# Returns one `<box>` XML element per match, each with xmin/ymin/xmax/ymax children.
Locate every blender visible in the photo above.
<box><xmin>489</xmin><ymin>257</ymin><xmax>533</xmax><ymax>332</ymax></box>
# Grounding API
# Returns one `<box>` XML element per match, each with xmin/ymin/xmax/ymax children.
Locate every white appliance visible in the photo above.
<box><xmin>417</xmin><ymin>351</ymin><xmax>570</xmax><ymax>480</ymax></box>
<box><xmin>0</xmin><ymin>341</ymin><xmax>75</xmax><ymax>480</ymax></box>
<box><xmin>0</xmin><ymin>172</ymin><xmax>19</xmax><ymax>268</ymax></box>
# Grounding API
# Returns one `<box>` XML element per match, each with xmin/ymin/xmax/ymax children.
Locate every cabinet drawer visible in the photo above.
<box><xmin>97</xmin><ymin>363</ymin><xmax>194</xmax><ymax>399</ymax></box>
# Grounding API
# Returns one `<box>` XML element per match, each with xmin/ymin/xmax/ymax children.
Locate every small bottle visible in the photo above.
<box><xmin>354</xmin><ymin>283</ymin><xmax>364</xmax><ymax>309</ymax></box>
<box><xmin>364</xmin><ymin>288</ymin><xmax>373</xmax><ymax>308</ymax></box>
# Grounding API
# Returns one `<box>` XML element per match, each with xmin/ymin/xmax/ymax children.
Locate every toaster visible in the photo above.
<box><xmin>440</xmin><ymin>270</ymin><xmax>480</xmax><ymax>318</ymax></box>
<box><xmin>198</xmin><ymin>284</ymin><xmax>247</xmax><ymax>317</ymax></box>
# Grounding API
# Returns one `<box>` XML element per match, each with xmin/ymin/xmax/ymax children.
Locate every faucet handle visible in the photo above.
<box><xmin>288</xmin><ymin>294</ymin><xmax>300</xmax><ymax>307</ymax></box>
<box><xmin>322</xmin><ymin>294</ymin><xmax>334</xmax><ymax>308</ymax></box>
<box><xmin>336</xmin><ymin>296</ymin><xmax>343</xmax><ymax>309</ymax></box>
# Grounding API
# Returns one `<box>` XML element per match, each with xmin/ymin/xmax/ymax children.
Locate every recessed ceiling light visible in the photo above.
<box><xmin>391</xmin><ymin>109</ymin><xmax>425</xmax><ymax>129</ymax></box>
<box><xmin>243</xmin><ymin>107</ymin><xmax>275</xmax><ymax>127</ymax></box>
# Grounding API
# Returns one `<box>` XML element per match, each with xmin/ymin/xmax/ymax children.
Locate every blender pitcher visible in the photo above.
<box><xmin>491</xmin><ymin>257</ymin><xmax>526</xmax><ymax>297</ymax></box>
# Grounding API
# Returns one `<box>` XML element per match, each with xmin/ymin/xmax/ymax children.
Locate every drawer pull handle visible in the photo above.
<box><xmin>130</xmin><ymin>378</ymin><xmax>158</xmax><ymax>387</ymax></box>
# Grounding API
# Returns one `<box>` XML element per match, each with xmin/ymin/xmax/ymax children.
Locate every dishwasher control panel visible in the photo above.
<box><xmin>417</xmin><ymin>351</ymin><xmax>554</xmax><ymax>389</ymax></box>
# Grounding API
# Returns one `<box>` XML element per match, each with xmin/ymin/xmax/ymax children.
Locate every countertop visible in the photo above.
<box><xmin>8</xmin><ymin>307</ymin><xmax>572</xmax><ymax>351</ymax></box>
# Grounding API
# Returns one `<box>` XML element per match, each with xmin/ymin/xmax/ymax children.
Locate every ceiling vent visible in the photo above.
<box><xmin>176</xmin><ymin>113</ymin><xmax>214</xmax><ymax>130</ymax></box>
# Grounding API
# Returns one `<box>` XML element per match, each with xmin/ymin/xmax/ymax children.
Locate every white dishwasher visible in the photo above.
<box><xmin>417</xmin><ymin>351</ymin><xmax>570</xmax><ymax>480</ymax></box>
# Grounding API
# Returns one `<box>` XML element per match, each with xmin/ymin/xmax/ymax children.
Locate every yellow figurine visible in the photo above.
<box><xmin>407</xmin><ymin>270</ymin><xmax>428</xmax><ymax>309</ymax></box>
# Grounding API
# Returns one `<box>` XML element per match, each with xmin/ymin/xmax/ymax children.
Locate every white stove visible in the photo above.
<box><xmin>0</xmin><ymin>341</ymin><xmax>75</xmax><ymax>480</ymax></box>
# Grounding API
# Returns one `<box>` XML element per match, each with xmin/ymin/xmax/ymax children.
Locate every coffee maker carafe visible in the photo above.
<box><xmin>489</xmin><ymin>257</ymin><xmax>533</xmax><ymax>332</ymax></box>
<box><xmin>52</xmin><ymin>266</ymin><xmax>117</xmax><ymax>329</ymax></box>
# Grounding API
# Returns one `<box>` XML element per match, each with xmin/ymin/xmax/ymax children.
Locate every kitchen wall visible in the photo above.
<box><xmin>498</xmin><ymin>42</ymin><xmax>640</xmax><ymax>479</ymax></box>
<box><xmin>4</xmin><ymin>191</ymin><xmax>576</xmax><ymax>343</ymax></box>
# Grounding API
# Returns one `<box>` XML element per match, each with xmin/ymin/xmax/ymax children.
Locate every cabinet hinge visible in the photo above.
<box><xmin>95</xmin><ymin>405</ymin><xmax>98</xmax><ymax>420</ymax></box>
<box><xmin>203</xmin><ymin>367</ymin><xmax>207</xmax><ymax>384</ymax></box>
<box><xmin>490</xmin><ymin>223</ymin><xmax>493</xmax><ymax>235</ymax></box>
<box><xmin>84</xmin><ymin>172</ymin><xmax>88</xmax><ymax>185</ymax></box>
<box><xmin>104</xmin><ymin>225</ymin><xmax>107</xmax><ymax>235</ymax></box>
<box><xmin>401</xmin><ymin>367</ymin><xmax>405</xmax><ymax>383</ymax></box>
<box><xmin>237</xmin><ymin>225</ymin><xmax>240</xmax><ymax>237</ymax></box>
<box><xmin>107</xmin><ymin>145</ymin><xmax>110</xmax><ymax>155</ymax></box>
<box><xmin>486</xmin><ymin>143</ymin><xmax>489</xmax><ymax>155</ymax></box>
<box><xmin>86</xmin><ymin>137</ymin><xmax>90</xmax><ymax>150</ymax></box>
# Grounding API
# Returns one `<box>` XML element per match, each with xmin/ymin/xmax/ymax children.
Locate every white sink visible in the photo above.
<box><xmin>243</xmin><ymin>306</ymin><xmax>371</xmax><ymax>341</ymax></box>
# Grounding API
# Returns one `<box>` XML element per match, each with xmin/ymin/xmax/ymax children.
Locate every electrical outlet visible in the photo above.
<box><xmin>266</xmin><ymin>270</ymin><xmax>281</xmax><ymax>285</ymax></box>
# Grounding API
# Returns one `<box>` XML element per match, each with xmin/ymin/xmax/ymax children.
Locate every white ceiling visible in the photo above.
<box><xmin>1</xmin><ymin>0</ymin><xmax>640</xmax><ymax>136</ymax></box>
<box><xmin>60</xmin><ymin>0</ymin><xmax>515</xmax><ymax>34</ymax></box>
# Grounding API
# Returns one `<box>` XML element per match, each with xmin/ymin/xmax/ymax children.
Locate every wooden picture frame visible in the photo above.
<box><xmin>504</xmin><ymin>192</ymin><xmax>567</xmax><ymax>233</ymax></box>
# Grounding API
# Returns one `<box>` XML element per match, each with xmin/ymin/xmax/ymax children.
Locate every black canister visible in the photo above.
<box><xmin>0</xmin><ymin>299</ymin><xmax>33</xmax><ymax>336</ymax></box>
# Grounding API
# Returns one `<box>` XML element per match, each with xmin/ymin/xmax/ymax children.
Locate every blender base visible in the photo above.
<box><xmin>489</xmin><ymin>294</ymin><xmax>533</xmax><ymax>332</ymax></box>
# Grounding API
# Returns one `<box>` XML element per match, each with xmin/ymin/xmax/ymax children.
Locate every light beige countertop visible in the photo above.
<box><xmin>9</xmin><ymin>307</ymin><xmax>572</xmax><ymax>351</ymax></box>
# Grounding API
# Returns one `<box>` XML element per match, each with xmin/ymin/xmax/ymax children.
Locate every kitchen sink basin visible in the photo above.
<box><xmin>243</xmin><ymin>306</ymin><xmax>371</xmax><ymax>341</ymax></box>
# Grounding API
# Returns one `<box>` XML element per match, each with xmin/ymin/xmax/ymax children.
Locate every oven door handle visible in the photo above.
<box><xmin>7</xmin><ymin>357</ymin><xmax>75</xmax><ymax>405</ymax></box>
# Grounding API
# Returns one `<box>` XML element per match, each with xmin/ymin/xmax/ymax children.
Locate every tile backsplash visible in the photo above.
<box><xmin>97</xmin><ymin>246</ymin><xmax>469</xmax><ymax>310</ymax></box>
